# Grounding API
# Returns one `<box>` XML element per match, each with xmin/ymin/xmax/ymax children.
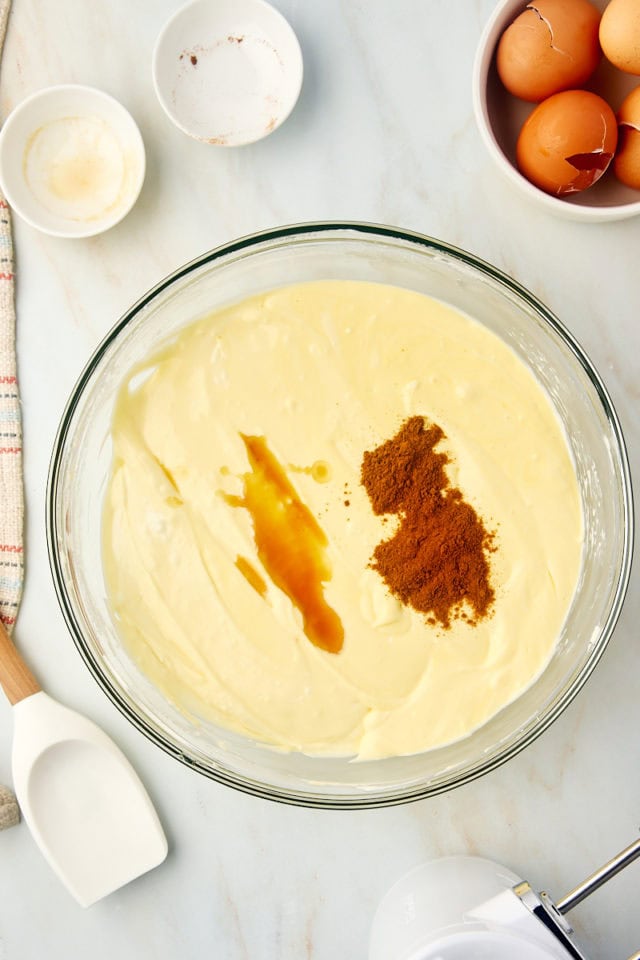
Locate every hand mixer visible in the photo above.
<box><xmin>370</xmin><ymin>837</ymin><xmax>640</xmax><ymax>959</ymax></box>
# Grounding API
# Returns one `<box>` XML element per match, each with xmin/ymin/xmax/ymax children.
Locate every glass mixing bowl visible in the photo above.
<box><xmin>47</xmin><ymin>223</ymin><xmax>633</xmax><ymax>808</ymax></box>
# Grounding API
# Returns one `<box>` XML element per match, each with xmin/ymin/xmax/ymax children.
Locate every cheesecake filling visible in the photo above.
<box><xmin>102</xmin><ymin>280</ymin><xmax>583</xmax><ymax>759</ymax></box>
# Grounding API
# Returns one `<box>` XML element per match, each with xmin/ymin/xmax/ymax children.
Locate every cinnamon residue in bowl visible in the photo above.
<box><xmin>361</xmin><ymin>416</ymin><xmax>495</xmax><ymax>628</ymax></box>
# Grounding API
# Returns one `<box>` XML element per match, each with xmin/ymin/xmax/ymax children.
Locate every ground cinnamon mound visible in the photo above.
<box><xmin>360</xmin><ymin>417</ymin><xmax>495</xmax><ymax>629</ymax></box>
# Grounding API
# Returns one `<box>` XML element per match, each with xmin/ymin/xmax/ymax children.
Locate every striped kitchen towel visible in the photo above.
<box><xmin>0</xmin><ymin>0</ymin><xmax>23</xmax><ymax>832</ymax></box>
<box><xmin>0</xmin><ymin>202</ymin><xmax>21</xmax><ymax>633</ymax></box>
<box><xmin>0</xmin><ymin>0</ymin><xmax>23</xmax><ymax>634</ymax></box>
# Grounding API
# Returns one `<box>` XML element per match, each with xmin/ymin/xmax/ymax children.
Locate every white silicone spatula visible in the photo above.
<box><xmin>0</xmin><ymin>618</ymin><xmax>168</xmax><ymax>906</ymax></box>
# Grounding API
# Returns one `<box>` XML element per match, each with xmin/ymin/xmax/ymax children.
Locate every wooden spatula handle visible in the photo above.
<box><xmin>0</xmin><ymin>619</ymin><xmax>41</xmax><ymax>705</ymax></box>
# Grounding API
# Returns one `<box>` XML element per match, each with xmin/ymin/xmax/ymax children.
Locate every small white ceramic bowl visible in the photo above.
<box><xmin>473</xmin><ymin>0</ymin><xmax>640</xmax><ymax>222</ymax></box>
<box><xmin>0</xmin><ymin>85</ymin><xmax>145</xmax><ymax>239</ymax></box>
<box><xmin>152</xmin><ymin>0</ymin><xmax>303</xmax><ymax>146</ymax></box>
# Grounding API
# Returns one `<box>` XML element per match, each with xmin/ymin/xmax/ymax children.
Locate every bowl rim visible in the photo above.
<box><xmin>46</xmin><ymin>221</ymin><xmax>635</xmax><ymax>808</ymax></box>
<box><xmin>0</xmin><ymin>83</ymin><xmax>146</xmax><ymax>239</ymax></box>
<box><xmin>471</xmin><ymin>0</ymin><xmax>640</xmax><ymax>223</ymax></box>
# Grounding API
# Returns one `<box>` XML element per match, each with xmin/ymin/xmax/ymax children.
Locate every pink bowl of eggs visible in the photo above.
<box><xmin>473</xmin><ymin>0</ymin><xmax>640</xmax><ymax>221</ymax></box>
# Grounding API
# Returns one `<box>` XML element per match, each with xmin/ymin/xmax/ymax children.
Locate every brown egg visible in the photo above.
<box><xmin>497</xmin><ymin>0</ymin><xmax>602</xmax><ymax>102</ymax></box>
<box><xmin>600</xmin><ymin>0</ymin><xmax>640</xmax><ymax>75</ymax></box>
<box><xmin>614</xmin><ymin>86</ymin><xmax>640</xmax><ymax>188</ymax></box>
<box><xmin>516</xmin><ymin>90</ymin><xmax>618</xmax><ymax>195</ymax></box>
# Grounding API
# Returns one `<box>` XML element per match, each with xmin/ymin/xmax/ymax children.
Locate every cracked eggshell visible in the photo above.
<box><xmin>516</xmin><ymin>90</ymin><xmax>617</xmax><ymax>195</ymax></box>
<box><xmin>497</xmin><ymin>0</ymin><xmax>602</xmax><ymax>102</ymax></box>
<box><xmin>614</xmin><ymin>85</ymin><xmax>640</xmax><ymax>187</ymax></box>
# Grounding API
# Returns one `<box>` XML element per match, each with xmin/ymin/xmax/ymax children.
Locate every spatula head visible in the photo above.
<box><xmin>11</xmin><ymin>692</ymin><xmax>168</xmax><ymax>906</ymax></box>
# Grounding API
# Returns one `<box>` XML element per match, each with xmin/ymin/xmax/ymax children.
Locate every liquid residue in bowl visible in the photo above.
<box><xmin>23</xmin><ymin>116</ymin><xmax>129</xmax><ymax>222</ymax></box>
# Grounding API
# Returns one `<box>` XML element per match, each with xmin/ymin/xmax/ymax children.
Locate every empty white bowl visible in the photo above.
<box><xmin>0</xmin><ymin>85</ymin><xmax>145</xmax><ymax>238</ymax></box>
<box><xmin>152</xmin><ymin>0</ymin><xmax>303</xmax><ymax>146</ymax></box>
<box><xmin>472</xmin><ymin>0</ymin><xmax>640</xmax><ymax>222</ymax></box>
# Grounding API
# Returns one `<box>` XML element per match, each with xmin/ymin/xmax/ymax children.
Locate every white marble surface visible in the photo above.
<box><xmin>0</xmin><ymin>1</ymin><xmax>639</xmax><ymax>957</ymax></box>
